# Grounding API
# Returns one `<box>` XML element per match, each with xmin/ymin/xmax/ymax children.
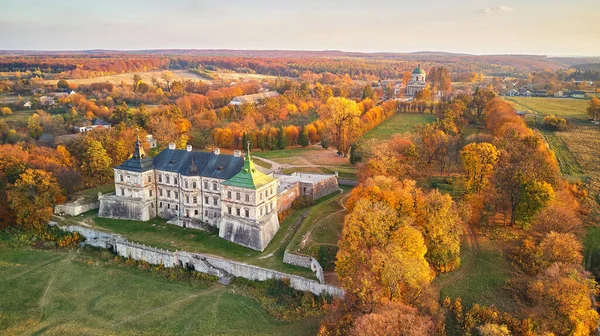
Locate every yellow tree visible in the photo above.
<box><xmin>318</xmin><ymin>97</ymin><xmax>362</xmax><ymax>156</ymax></box>
<box><xmin>460</xmin><ymin>142</ymin><xmax>499</xmax><ymax>193</ymax></box>
<box><xmin>7</xmin><ymin>169</ymin><xmax>64</xmax><ymax>232</ymax></box>
<box><xmin>80</xmin><ymin>139</ymin><xmax>112</xmax><ymax>186</ymax></box>
<box><xmin>587</xmin><ymin>97</ymin><xmax>600</xmax><ymax>121</ymax></box>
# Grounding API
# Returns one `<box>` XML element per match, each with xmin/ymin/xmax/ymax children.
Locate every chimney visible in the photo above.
<box><xmin>213</xmin><ymin>148</ymin><xmax>220</xmax><ymax>155</ymax></box>
<box><xmin>168</xmin><ymin>143</ymin><xmax>176</xmax><ymax>150</ymax></box>
<box><xmin>233</xmin><ymin>150</ymin><xmax>241</xmax><ymax>157</ymax></box>
<box><xmin>186</xmin><ymin>145</ymin><xmax>192</xmax><ymax>152</ymax></box>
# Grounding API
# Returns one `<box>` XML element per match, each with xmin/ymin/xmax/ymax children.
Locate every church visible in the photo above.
<box><xmin>406</xmin><ymin>64</ymin><xmax>427</xmax><ymax>96</ymax></box>
<box><xmin>98</xmin><ymin>136</ymin><xmax>339</xmax><ymax>251</ymax></box>
<box><xmin>99</xmin><ymin>138</ymin><xmax>280</xmax><ymax>251</ymax></box>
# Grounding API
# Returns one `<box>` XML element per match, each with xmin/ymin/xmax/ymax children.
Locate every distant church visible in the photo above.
<box><xmin>98</xmin><ymin>136</ymin><xmax>339</xmax><ymax>251</ymax></box>
<box><xmin>406</xmin><ymin>64</ymin><xmax>427</xmax><ymax>96</ymax></box>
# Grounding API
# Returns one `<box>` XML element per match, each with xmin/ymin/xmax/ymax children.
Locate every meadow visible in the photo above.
<box><xmin>506</xmin><ymin>97</ymin><xmax>589</xmax><ymax>118</ymax></box>
<box><xmin>0</xmin><ymin>247</ymin><xmax>319</xmax><ymax>335</ymax></box>
<box><xmin>362</xmin><ymin>113</ymin><xmax>436</xmax><ymax>140</ymax></box>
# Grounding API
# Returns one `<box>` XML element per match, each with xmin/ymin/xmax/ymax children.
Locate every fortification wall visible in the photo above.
<box><xmin>54</xmin><ymin>201</ymin><xmax>99</xmax><ymax>216</ymax></box>
<box><xmin>61</xmin><ymin>225</ymin><xmax>343</xmax><ymax>297</ymax></box>
<box><xmin>278</xmin><ymin>183</ymin><xmax>300</xmax><ymax>212</ymax></box>
<box><xmin>98</xmin><ymin>193</ymin><xmax>153</xmax><ymax>221</ymax></box>
<box><xmin>283</xmin><ymin>251</ymin><xmax>325</xmax><ymax>284</ymax></box>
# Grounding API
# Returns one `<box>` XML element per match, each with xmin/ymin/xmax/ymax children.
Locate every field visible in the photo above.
<box><xmin>362</xmin><ymin>113</ymin><xmax>437</xmax><ymax>140</ymax></box>
<box><xmin>506</xmin><ymin>97</ymin><xmax>589</xmax><ymax>118</ymax></box>
<box><xmin>254</xmin><ymin>146</ymin><xmax>357</xmax><ymax>180</ymax></box>
<box><xmin>41</xmin><ymin>70</ymin><xmax>278</xmax><ymax>86</ymax></box>
<box><xmin>0</xmin><ymin>247</ymin><xmax>319</xmax><ymax>335</ymax></box>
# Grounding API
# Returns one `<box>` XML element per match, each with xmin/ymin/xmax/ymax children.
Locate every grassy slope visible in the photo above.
<box><xmin>0</xmin><ymin>247</ymin><xmax>318</xmax><ymax>335</ymax></box>
<box><xmin>362</xmin><ymin>113</ymin><xmax>436</xmax><ymax>140</ymax></box>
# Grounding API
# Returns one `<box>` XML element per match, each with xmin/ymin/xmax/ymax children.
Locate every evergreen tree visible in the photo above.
<box><xmin>277</xmin><ymin>126</ymin><xmax>287</xmax><ymax>150</ymax></box>
<box><xmin>299</xmin><ymin>127</ymin><xmax>310</xmax><ymax>147</ymax></box>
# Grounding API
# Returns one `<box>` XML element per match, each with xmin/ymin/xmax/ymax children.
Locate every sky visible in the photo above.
<box><xmin>1</xmin><ymin>0</ymin><xmax>600</xmax><ymax>56</ymax></box>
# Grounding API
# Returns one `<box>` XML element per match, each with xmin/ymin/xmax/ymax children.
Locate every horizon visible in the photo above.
<box><xmin>2</xmin><ymin>0</ymin><xmax>599</xmax><ymax>56</ymax></box>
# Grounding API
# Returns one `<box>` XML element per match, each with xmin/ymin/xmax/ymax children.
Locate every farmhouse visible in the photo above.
<box><xmin>405</xmin><ymin>64</ymin><xmax>427</xmax><ymax>97</ymax></box>
<box><xmin>73</xmin><ymin>118</ymin><xmax>112</xmax><ymax>133</ymax></box>
<box><xmin>39</xmin><ymin>96</ymin><xmax>55</xmax><ymax>105</ymax></box>
<box><xmin>229</xmin><ymin>91</ymin><xmax>280</xmax><ymax>105</ymax></box>
<box><xmin>99</xmin><ymin>139</ymin><xmax>339</xmax><ymax>251</ymax></box>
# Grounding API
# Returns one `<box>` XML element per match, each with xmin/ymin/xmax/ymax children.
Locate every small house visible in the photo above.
<box><xmin>23</xmin><ymin>101</ymin><xmax>32</xmax><ymax>108</ymax></box>
<box><xmin>39</xmin><ymin>96</ymin><xmax>55</xmax><ymax>105</ymax></box>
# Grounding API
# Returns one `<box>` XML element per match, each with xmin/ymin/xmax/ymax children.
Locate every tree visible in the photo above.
<box><xmin>587</xmin><ymin>97</ymin><xmax>600</xmax><ymax>121</ymax></box>
<box><xmin>428</xmin><ymin>66</ymin><xmax>452</xmax><ymax>95</ymax></box>
<box><xmin>471</xmin><ymin>88</ymin><xmax>496</xmax><ymax>116</ymax></box>
<box><xmin>57</xmin><ymin>79</ymin><xmax>70</xmax><ymax>89</ymax></box>
<box><xmin>277</xmin><ymin>126</ymin><xmax>287</xmax><ymax>149</ymax></box>
<box><xmin>318</xmin><ymin>97</ymin><xmax>362</xmax><ymax>156</ymax></box>
<box><xmin>27</xmin><ymin>113</ymin><xmax>43</xmax><ymax>139</ymax></box>
<box><xmin>513</xmin><ymin>180</ymin><xmax>555</xmax><ymax>227</ymax></box>
<box><xmin>416</xmin><ymin>190</ymin><xmax>462</xmax><ymax>272</ymax></box>
<box><xmin>299</xmin><ymin>127</ymin><xmax>310</xmax><ymax>147</ymax></box>
<box><xmin>539</xmin><ymin>232</ymin><xmax>583</xmax><ymax>266</ymax></box>
<box><xmin>362</xmin><ymin>85</ymin><xmax>375</xmax><ymax>100</ymax></box>
<box><xmin>460</xmin><ymin>142</ymin><xmax>499</xmax><ymax>193</ymax></box>
<box><xmin>161</xmin><ymin>70</ymin><xmax>174</xmax><ymax>92</ymax></box>
<box><xmin>349</xmin><ymin>302</ymin><xmax>435</xmax><ymax>336</ymax></box>
<box><xmin>477</xmin><ymin>324</ymin><xmax>511</xmax><ymax>336</ymax></box>
<box><xmin>1</xmin><ymin>107</ymin><xmax>12</xmax><ymax>116</ymax></box>
<box><xmin>80</xmin><ymin>139</ymin><xmax>112</xmax><ymax>186</ymax></box>
<box><xmin>6</xmin><ymin>169</ymin><xmax>64</xmax><ymax>232</ymax></box>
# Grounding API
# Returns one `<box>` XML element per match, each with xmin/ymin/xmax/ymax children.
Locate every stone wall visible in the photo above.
<box><xmin>283</xmin><ymin>251</ymin><xmax>325</xmax><ymax>284</ymax></box>
<box><xmin>337</xmin><ymin>179</ymin><xmax>358</xmax><ymax>186</ymax></box>
<box><xmin>278</xmin><ymin>182</ymin><xmax>300</xmax><ymax>212</ymax></box>
<box><xmin>61</xmin><ymin>225</ymin><xmax>343</xmax><ymax>297</ymax></box>
<box><xmin>98</xmin><ymin>193</ymin><xmax>154</xmax><ymax>221</ymax></box>
<box><xmin>54</xmin><ymin>201</ymin><xmax>99</xmax><ymax>216</ymax></box>
<box><xmin>219</xmin><ymin>212</ymin><xmax>279</xmax><ymax>251</ymax></box>
<box><xmin>307</xmin><ymin>175</ymin><xmax>339</xmax><ymax>200</ymax></box>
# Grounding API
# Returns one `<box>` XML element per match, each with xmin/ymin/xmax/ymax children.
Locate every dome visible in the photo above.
<box><xmin>412</xmin><ymin>64</ymin><xmax>426</xmax><ymax>75</ymax></box>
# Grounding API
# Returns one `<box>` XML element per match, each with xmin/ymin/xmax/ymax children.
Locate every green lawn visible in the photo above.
<box><xmin>506</xmin><ymin>97</ymin><xmax>589</xmax><ymax>118</ymax></box>
<box><xmin>79</xmin><ymin>212</ymin><xmax>315</xmax><ymax>279</ymax></box>
<box><xmin>0</xmin><ymin>247</ymin><xmax>319</xmax><ymax>335</ymax></box>
<box><xmin>584</xmin><ymin>227</ymin><xmax>600</xmax><ymax>273</ymax></box>
<box><xmin>362</xmin><ymin>113</ymin><xmax>436</xmax><ymax>140</ymax></box>
<box><xmin>436</xmin><ymin>238</ymin><xmax>517</xmax><ymax>313</ymax></box>
<box><xmin>253</xmin><ymin>147</ymin><xmax>322</xmax><ymax>160</ymax></box>
<box><xmin>252</xmin><ymin>157</ymin><xmax>273</xmax><ymax>169</ymax></box>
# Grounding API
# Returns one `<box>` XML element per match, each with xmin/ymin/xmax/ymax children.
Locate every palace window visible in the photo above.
<box><xmin>213</xmin><ymin>182</ymin><xmax>218</xmax><ymax>190</ymax></box>
<box><xmin>213</xmin><ymin>197</ymin><xmax>218</xmax><ymax>206</ymax></box>
<box><xmin>245</xmin><ymin>194</ymin><xmax>250</xmax><ymax>202</ymax></box>
<box><xmin>167</xmin><ymin>203</ymin><xmax>170</xmax><ymax>209</ymax></box>
<box><xmin>204</xmin><ymin>181</ymin><xmax>209</xmax><ymax>189</ymax></box>
<box><xmin>121</xmin><ymin>188</ymin><xmax>125</xmax><ymax>196</ymax></box>
<box><xmin>205</xmin><ymin>210</ymin><xmax>209</xmax><ymax>217</ymax></box>
<box><xmin>236</xmin><ymin>192</ymin><xmax>241</xmax><ymax>201</ymax></box>
<box><xmin>228</xmin><ymin>206</ymin><xmax>232</xmax><ymax>215</ymax></box>
<box><xmin>227</xmin><ymin>191</ymin><xmax>231</xmax><ymax>199</ymax></box>
<box><xmin>236</xmin><ymin>208</ymin><xmax>240</xmax><ymax>216</ymax></box>
<box><xmin>193</xmin><ymin>196</ymin><xmax>197</xmax><ymax>204</ymax></box>
<box><xmin>245</xmin><ymin>209</ymin><xmax>249</xmax><ymax>218</ymax></box>
<box><xmin>186</xmin><ymin>196</ymin><xmax>190</xmax><ymax>203</ymax></box>
<box><xmin>205</xmin><ymin>196</ymin><xmax>209</xmax><ymax>204</ymax></box>
<box><xmin>149</xmin><ymin>190</ymin><xmax>153</xmax><ymax>197</ymax></box>
<box><xmin>120</xmin><ymin>175</ymin><xmax>123</xmax><ymax>182</ymax></box>
<box><xmin>175</xmin><ymin>192</ymin><xmax>178</xmax><ymax>199</ymax></box>
<box><xmin>158</xmin><ymin>174</ymin><xmax>162</xmax><ymax>183</ymax></box>
<box><xmin>159</xmin><ymin>202</ymin><xmax>163</xmax><ymax>208</ymax></box>
<box><xmin>260</xmin><ymin>192</ymin><xmax>263</xmax><ymax>200</ymax></box>
<box><xmin>185</xmin><ymin>180</ymin><xmax>188</xmax><ymax>188</ymax></box>
<box><xmin>175</xmin><ymin>205</ymin><xmax>178</xmax><ymax>211</ymax></box>
<box><xmin>166</xmin><ymin>175</ymin><xmax>170</xmax><ymax>184</ymax></box>
<box><xmin>148</xmin><ymin>175</ymin><xmax>151</xmax><ymax>182</ymax></box>
<box><xmin>174</xmin><ymin>178</ymin><xmax>178</xmax><ymax>185</ymax></box>
<box><xmin>260</xmin><ymin>207</ymin><xmax>263</xmax><ymax>216</ymax></box>
<box><xmin>167</xmin><ymin>190</ymin><xmax>171</xmax><ymax>198</ymax></box>
<box><xmin>159</xmin><ymin>189</ymin><xmax>163</xmax><ymax>197</ymax></box>
<box><xmin>194</xmin><ymin>209</ymin><xmax>199</xmax><ymax>215</ymax></box>
<box><xmin>192</xmin><ymin>182</ymin><xmax>197</xmax><ymax>189</ymax></box>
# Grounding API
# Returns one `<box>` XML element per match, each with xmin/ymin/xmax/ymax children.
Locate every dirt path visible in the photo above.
<box><xmin>434</xmin><ymin>222</ymin><xmax>480</xmax><ymax>290</ymax></box>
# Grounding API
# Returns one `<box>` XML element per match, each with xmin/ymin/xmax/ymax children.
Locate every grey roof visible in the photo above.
<box><xmin>92</xmin><ymin>118</ymin><xmax>111</xmax><ymax>126</ymax></box>
<box><xmin>152</xmin><ymin>149</ymin><xmax>244</xmax><ymax>180</ymax></box>
<box><xmin>114</xmin><ymin>137</ymin><xmax>154</xmax><ymax>173</ymax></box>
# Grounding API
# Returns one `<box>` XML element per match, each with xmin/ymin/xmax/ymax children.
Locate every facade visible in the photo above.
<box><xmin>276</xmin><ymin>173</ymin><xmax>339</xmax><ymax>212</ymax></box>
<box><xmin>405</xmin><ymin>64</ymin><xmax>427</xmax><ymax>97</ymax></box>
<box><xmin>99</xmin><ymin>141</ymin><xmax>281</xmax><ymax>251</ymax></box>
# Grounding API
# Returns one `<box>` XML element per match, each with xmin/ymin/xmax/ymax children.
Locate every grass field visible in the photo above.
<box><xmin>506</xmin><ymin>97</ymin><xmax>590</xmax><ymax>118</ymax></box>
<box><xmin>584</xmin><ymin>227</ymin><xmax>600</xmax><ymax>272</ymax></box>
<box><xmin>362</xmin><ymin>113</ymin><xmax>436</xmax><ymax>140</ymax></box>
<box><xmin>436</xmin><ymin>237</ymin><xmax>517</xmax><ymax>313</ymax></box>
<box><xmin>0</xmin><ymin>247</ymin><xmax>319</xmax><ymax>335</ymax></box>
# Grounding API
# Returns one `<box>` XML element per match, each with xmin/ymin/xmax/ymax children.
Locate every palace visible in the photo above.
<box><xmin>98</xmin><ymin>137</ymin><xmax>339</xmax><ymax>251</ymax></box>
<box><xmin>405</xmin><ymin>64</ymin><xmax>427</xmax><ymax>97</ymax></box>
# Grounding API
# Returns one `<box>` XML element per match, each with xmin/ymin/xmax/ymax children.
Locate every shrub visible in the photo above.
<box><xmin>543</xmin><ymin>115</ymin><xmax>567</xmax><ymax>131</ymax></box>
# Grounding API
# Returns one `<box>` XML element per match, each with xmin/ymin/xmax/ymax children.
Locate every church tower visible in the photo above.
<box><xmin>406</xmin><ymin>64</ymin><xmax>427</xmax><ymax>96</ymax></box>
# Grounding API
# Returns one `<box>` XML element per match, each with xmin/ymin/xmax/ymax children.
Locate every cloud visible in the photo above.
<box><xmin>478</xmin><ymin>6</ymin><xmax>515</xmax><ymax>14</ymax></box>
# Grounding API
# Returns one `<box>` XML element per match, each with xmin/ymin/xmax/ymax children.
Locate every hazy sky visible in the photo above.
<box><xmin>2</xmin><ymin>0</ymin><xmax>599</xmax><ymax>55</ymax></box>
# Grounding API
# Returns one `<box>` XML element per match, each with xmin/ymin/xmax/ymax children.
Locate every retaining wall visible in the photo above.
<box><xmin>283</xmin><ymin>251</ymin><xmax>325</xmax><ymax>284</ymax></box>
<box><xmin>62</xmin><ymin>225</ymin><xmax>343</xmax><ymax>297</ymax></box>
<box><xmin>54</xmin><ymin>201</ymin><xmax>99</xmax><ymax>216</ymax></box>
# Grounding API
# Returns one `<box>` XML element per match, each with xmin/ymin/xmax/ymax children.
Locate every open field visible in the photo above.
<box><xmin>362</xmin><ymin>113</ymin><xmax>436</xmax><ymax>140</ymax></box>
<box><xmin>506</xmin><ymin>97</ymin><xmax>589</xmax><ymax>118</ymax></box>
<box><xmin>436</xmin><ymin>235</ymin><xmax>517</xmax><ymax>313</ymax></box>
<box><xmin>41</xmin><ymin>70</ymin><xmax>278</xmax><ymax>86</ymax></box>
<box><xmin>0</xmin><ymin>247</ymin><xmax>319</xmax><ymax>335</ymax></box>
<box><xmin>0</xmin><ymin>109</ymin><xmax>36</xmax><ymax>126</ymax></box>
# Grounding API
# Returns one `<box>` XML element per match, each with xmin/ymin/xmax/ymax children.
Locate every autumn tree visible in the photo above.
<box><xmin>415</xmin><ymin>190</ymin><xmax>462</xmax><ymax>272</ymax></box>
<box><xmin>471</xmin><ymin>88</ymin><xmax>496</xmax><ymax>116</ymax></box>
<box><xmin>80</xmin><ymin>139</ymin><xmax>112</xmax><ymax>186</ymax></box>
<box><xmin>349</xmin><ymin>301</ymin><xmax>435</xmax><ymax>336</ymax></box>
<box><xmin>362</xmin><ymin>85</ymin><xmax>375</xmax><ymax>100</ymax></box>
<box><xmin>27</xmin><ymin>113</ymin><xmax>43</xmax><ymax>139</ymax></box>
<box><xmin>1</xmin><ymin>106</ymin><xmax>12</xmax><ymax>116</ymax></box>
<box><xmin>7</xmin><ymin>169</ymin><xmax>64</xmax><ymax>232</ymax></box>
<box><xmin>587</xmin><ymin>97</ymin><xmax>600</xmax><ymax>121</ymax></box>
<box><xmin>428</xmin><ymin>66</ymin><xmax>452</xmax><ymax>95</ymax></box>
<box><xmin>318</xmin><ymin>97</ymin><xmax>362</xmax><ymax>156</ymax></box>
<box><xmin>161</xmin><ymin>70</ymin><xmax>174</xmax><ymax>91</ymax></box>
<box><xmin>460</xmin><ymin>142</ymin><xmax>499</xmax><ymax>193</ymax></box>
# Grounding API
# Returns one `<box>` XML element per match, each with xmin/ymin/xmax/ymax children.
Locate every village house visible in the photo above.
<box><xmin>73</xmin><ymin>118</ymin><xmax>112</xmax><ymax>133</ymax></box>
<box><xmin>39</xmin><ymin>96</ymin><xmax>55</xmax><ymax>105</ymax></box>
